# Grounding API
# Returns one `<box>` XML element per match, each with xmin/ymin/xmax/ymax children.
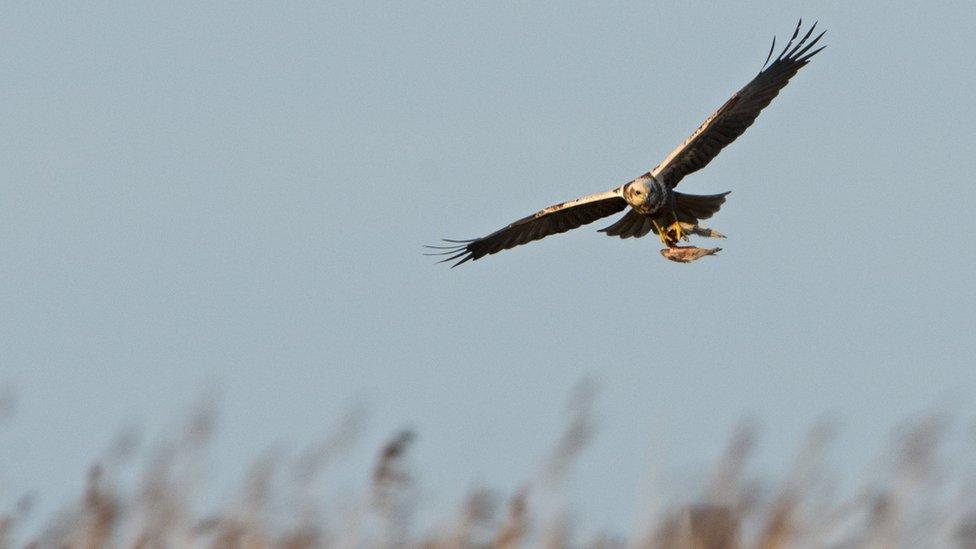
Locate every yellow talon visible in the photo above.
<box><xmin>652</xmin><ymin>220</ymin><xmax>671</xmax><ymax>247</ymax></box>
<box><xmin>670</xmin><ymin>213</ymin><xmax>689</xmax><ymax>243</ymax></box>
<box><xmin>670</xmin><ymin>220</ymin><xmax>685</xmax><ymax>242</ymax></box>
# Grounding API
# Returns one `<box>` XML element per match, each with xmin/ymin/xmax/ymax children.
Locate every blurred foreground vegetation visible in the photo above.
<box><xmin>2</xmin><ymin>384</ymin><xmax>975</xmax><ymax>548</ymax></box>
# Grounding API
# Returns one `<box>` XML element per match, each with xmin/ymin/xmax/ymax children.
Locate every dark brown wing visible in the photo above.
<box><xmin>650</xmin><ymin>20</ymin><xmax>826</xmax><ymax>188</ymax></box>
<box><xmin>427</xmin><ymin>189</ymin><xmax>627</xmax><ymax>267</ymax></box>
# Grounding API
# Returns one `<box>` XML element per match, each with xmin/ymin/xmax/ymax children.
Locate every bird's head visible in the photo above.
<box><xmin>623</xmin><ymin>178</ymin><xmax>653</xmax><ymax>207</ymax></box>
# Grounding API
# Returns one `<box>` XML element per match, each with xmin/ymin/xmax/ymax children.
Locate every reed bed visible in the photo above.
<box><xmin>2</xmin><ymin>384</ymin><xmax>974</xmax><ymax>548</ymax></box>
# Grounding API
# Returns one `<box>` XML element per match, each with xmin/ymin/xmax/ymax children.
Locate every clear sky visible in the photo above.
<box><xmin>2</xmin><ymin>1</ymin><xmax>975</xmax><ymax>536</ymax></box>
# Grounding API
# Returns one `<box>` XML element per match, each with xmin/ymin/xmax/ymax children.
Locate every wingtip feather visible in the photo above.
<box><xmin>761</xmin><ymin>35</ymin><xmax>777</xmax><ymax>72</ymax></box>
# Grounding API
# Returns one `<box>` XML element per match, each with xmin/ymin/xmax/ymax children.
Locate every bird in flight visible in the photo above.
<box><xmin>428</xmin><ymin>21</ymin><xmax>825</xmax><ymax>267</ymax></box>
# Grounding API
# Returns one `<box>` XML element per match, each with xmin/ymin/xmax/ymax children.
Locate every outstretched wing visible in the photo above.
<box><xmin>650</xmin><ymin>20</ymin><xmax>826</xmax><ymax>188</ymax></box>
<box><xmin>427</xmin><ymin>189</ymin><xmax>627</xmax><ymax>267</ymax></box>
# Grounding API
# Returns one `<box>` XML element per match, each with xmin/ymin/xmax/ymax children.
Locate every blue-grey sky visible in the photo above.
<box><xmin>2</xmin><ymin>1</ymin><xmax>975</xmax><ymax>535</ymax></box>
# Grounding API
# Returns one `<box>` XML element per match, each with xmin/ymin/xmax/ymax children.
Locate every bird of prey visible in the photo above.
<box><xmin>428</xmin><ymin>21</ymin><xmax>825</xmax><ymax>267</ymax></box>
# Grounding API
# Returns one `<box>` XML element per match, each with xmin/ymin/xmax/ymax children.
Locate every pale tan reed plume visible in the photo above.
<box><xmin>3</xmin><ymin>384</ymin><xmax>976</xmax><ymax>548</ymax></box>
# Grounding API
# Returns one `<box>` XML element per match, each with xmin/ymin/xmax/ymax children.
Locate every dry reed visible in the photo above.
<box><xmin>2</xmin><ymin>384</ymin><xmax>975</xmax><ymax>548</ymax></box>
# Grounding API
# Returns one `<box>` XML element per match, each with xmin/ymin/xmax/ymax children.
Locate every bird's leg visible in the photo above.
<box><xmin>652</xmin><ymin>220</ymin><xmax>673</xmax><ymax>247</ymax></box>
<box><xmin>665</xmin><ymin>212</ymin><xmax>686</xmax><ymax>243</ymax></box>
<box><xmin>654</xmin><ymin>211</ymin><xmax>688</xmax><ymax>248</ymax></box>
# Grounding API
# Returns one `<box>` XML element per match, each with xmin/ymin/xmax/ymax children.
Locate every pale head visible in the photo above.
<box><xmin>623</xmin><ymin>177</ymin><xmax>653</xmax><ymax>208</ymax></box>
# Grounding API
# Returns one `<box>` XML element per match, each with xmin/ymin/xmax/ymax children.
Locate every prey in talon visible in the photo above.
<box><xmin>659</xmin><ymin>220</ymin><xmax>726</xmax><ymax>263</ymax></box>
<box><xmin>428</xmin><ymin>20</ymin><xmax>825</xmax><ymax>267</ymax></box>
<box><xmin>661</xmin><ymin>246</ymin><xmax>723</xmax><ymax>263</ymax></box>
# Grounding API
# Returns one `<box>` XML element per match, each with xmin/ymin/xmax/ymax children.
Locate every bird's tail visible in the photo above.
<box><xmin>673</xmin><ymin>191</ymin><xmax>730</xmax><ymax>224</ymax></box>
<box><xmin>599</xmin><ymin>191</ymin><xmax>730</xmax><ymax>239</ymax></box>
